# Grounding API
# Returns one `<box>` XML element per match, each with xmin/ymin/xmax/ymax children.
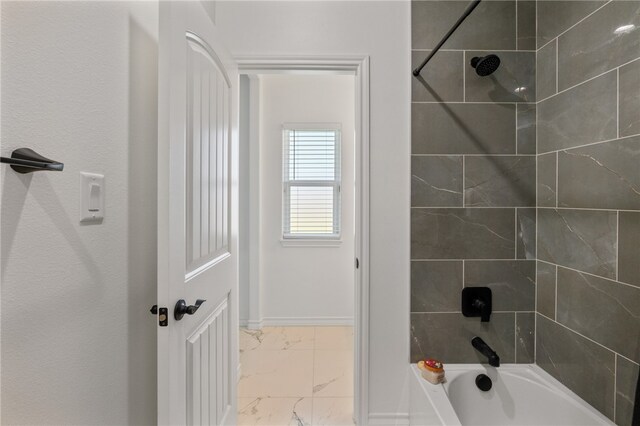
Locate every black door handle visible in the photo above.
<box><xmin>174</xmin><ymin>299</ymin><xmax>206</xmax><ymax>320</ymax></box>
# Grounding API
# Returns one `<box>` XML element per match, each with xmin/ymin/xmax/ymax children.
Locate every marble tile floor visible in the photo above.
<box><xmin>238</xmin><ymin>326</ymin><xmax>354</xmax><ymax>426</ymax></box>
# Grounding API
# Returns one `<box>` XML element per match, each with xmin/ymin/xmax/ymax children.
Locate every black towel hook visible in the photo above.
<box><xmin>0</xmin><ymin>148</ymin><xmax>64</xmax><ymax>174</ymax></box>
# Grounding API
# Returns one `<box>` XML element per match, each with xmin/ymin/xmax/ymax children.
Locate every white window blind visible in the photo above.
<box><xmin>283</xmin><ymin>125</ymin><xmax>341</xmax><ymax>239</ymax></box>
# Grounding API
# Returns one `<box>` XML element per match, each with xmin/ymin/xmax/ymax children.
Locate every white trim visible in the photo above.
<box><xmin>280</xmin><ymin>238</ymin><xmax>343</xmax><ymax>248</ymax></box>
<box><xmin>368</xmin><ymin>412</ymin><xmax>410</xmax><ymax>425</ymax></box>
<box><xmin>247</xmin><ymin>75</ymin><xmax>262</xmax><ymax>329</ymax></box>
<box><xmin>237</xmin><ymin>55</ymin><xmax>370</xmax><ymax>425</ymax></box>
<box><xmin>239</xmin><ymin>318</ymin><xmax>263</xmax><ymax>330</ymax></box>
<box><xmin>260</xmin><ymin>316</ymin><xmax>355</xmax><ymax>327</ymax></box>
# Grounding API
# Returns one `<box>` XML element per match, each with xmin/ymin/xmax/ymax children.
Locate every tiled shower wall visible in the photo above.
<box><xmin>411</xmin><ymin>1</ymin><xmax>640</xmax><ymax>424</ymax></box>
<box><xmin>410</xmin><ymin>0</ymin><xmax>538</xmax><ymax>364</ymax></box>
<box><xmin>534</xmin><ymin>1</ymin><xmax>640</xmax><ymax>424</ymax></box>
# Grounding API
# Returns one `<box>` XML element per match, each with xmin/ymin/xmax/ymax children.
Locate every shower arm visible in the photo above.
<box><xmin>412</xmin><ymin>0</ymin><xmax>482</xmax><ymax>77</ymax></box>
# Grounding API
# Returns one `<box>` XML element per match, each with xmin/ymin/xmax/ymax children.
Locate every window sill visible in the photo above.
<box><xmin>280</xmin><ymin>238</ymin><xmax>343</xmax><ymax>248</ymax></box>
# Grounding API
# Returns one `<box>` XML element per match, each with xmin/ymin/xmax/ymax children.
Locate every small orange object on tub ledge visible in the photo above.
<box><xmin>417</xmin><ymin>358</ymin><xmax>446</xmax><ymax>384</ymax></box>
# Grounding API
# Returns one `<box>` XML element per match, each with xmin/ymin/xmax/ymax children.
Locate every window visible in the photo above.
<box><xmin>282</xmin><ymin>124</ymin><xmax>341</xmax><ymax>239</ymax></box>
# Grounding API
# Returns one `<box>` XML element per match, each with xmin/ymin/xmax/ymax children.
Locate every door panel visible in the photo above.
<box><xmin>158</xmin><ymin>2</ymin><xmax>238</xmax><ymax>425</ymax></box>
<box><xmin>186</xmin><ymin>297</ymin><xmax>231</xmax><ymax>425</ymax></box>
<box><xmin>186</xmin><ymin>34</ymin><xmax>230</xmax><ymax>275</ymax></box>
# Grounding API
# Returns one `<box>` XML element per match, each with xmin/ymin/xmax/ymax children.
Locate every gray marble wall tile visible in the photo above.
<box><xmin>464</xmin><ymin>156</ymin><xmax>536</xmax><ymax>207</ymax></box>
<box><xmin>411</xmin><ymin>208</ymin><xmax>516</xmax><ymax>259</ymax></box>
<box><xmin>619</xmin><ymin>211</ymin><xmax>640</xmax><ymax>288</ymax></box>
<box><xmin>616</xmin><ymin>356</ymin><xmax>640</xmax><ymax>426</ymax></box>
<box><xmin>465</xmin><ymin>51</ymin><xmax>536</xmax><ymax>103</ymax></box>
<box><xmin>464</xmin><ymin>260</ymin><xmax>535</xmax><ymax>311</ymax></box>
<box><xmin>536</xmin><ymin>1</ymin><xmax>607</xmax><ymax>48</ymax></box>
<box><xmin>536</xmin><ymin>315</ymin><xmax>616</xmax><ymax>420</ymax></box>
<box><xmin>411</xmin><ymin>156</ymin><xmax>463</xmax><ymax>207</ymax></box>
<box><xmin>517</xmin><ymin>103</ymin><xmax>536</xmax><ymax>155</ymax></box>
<box><xmin>411</xmin><ymin>312</ymin><xmax>515</xmax><ymax>363</ymax></box>
<box><xmin>537</xmin><ymin>209</ymin><xmax>617</xmax><ymax>279</ymax></box>
<box><xmin>558</xmin><ymin>136</ymin><xmax>640</xmax><ymax>210</ymax></box>
<box><xmin>536</xmin><ymin>261</ymin><xmax>556</xmax><ymax>319</ymax></box>
<box><xmin>558</xmin><ymin>1</ymin><xmax>640</xmax><ymax>90</ymax></box>
<box><xmin>536</xmin><ymin>40</ymin><xmax>557</xmax><ymax>101</ymax></box>
<box><xmin>537</xmin><ymin>153</ymin><xmax>557</xmax><ymax>207</ymax></box>
<box><xmin>516</xmin><ymin>208</ymin><xmax>536</xmax><ymax>260</ymax></box>
<box><xmin>515</xmin><ymin>312</ymin><xmax>535</xmax><ymax>363</ymax></box>
<box><xmin>412</xmin><ymin>50</ymin><xmax>463</xmax><ymax>102</ymax></box>
<box><xmin>412</xmin><ymin>103</ymin><xmax>516</xmax><ymax>154</ymax></box>
<box><xmin>411</xmin><ymin>261</ymin><xmax>462</xmax><ymax>313</ymax></box>
<box><xmin>538</xmin><ymin>71</ymin><xmax>617</xmax><ymax>153</ymax></box>
<box><xmin>412</xmin><ymin>1</ymin><xmax>516</xmax><ymax>50</ymax></box>
<box><xmin>620</xmin><ymin>59</ymin><xmax>640</xmax><ymax>138</ymax></box>
<box><xmin>516</xmin><ymin>0</ymin><xmax>536</xmax><ymax>51</ymax></box>
<box><xmin>556</xmin><ymin>267</ymin><xmax>640</xmax><ymax>363</ymax></box>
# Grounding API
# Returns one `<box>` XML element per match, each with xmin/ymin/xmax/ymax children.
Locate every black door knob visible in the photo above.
<box><xmin>174</xmin><ymin>299</ymin><xmax>206</xmax><ymax>320</ymax></box>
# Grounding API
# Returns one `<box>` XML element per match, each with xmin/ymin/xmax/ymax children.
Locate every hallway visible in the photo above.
<box><xmin>238</xmin><ymin>326</ymin><xmax>354</xmax><ymax>425</ymax></box>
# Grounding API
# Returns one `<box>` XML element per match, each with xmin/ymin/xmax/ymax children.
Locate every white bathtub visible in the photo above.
<box><xmin>410</xmin><ymin>364</ymin><xmax>614</xmax><ymax>425</ymax></box>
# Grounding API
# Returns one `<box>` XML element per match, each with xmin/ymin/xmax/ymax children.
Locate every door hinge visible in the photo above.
<box><xmin>150</xmin><ymin>305</ymin><xmax>169</xmax><ymax>327</ymax></box>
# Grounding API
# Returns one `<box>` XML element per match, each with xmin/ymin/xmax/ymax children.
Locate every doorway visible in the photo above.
<box><xmin>235</xmin><ymin>57</ymin><xmax>370</xmax><ymax>425</ymax></box>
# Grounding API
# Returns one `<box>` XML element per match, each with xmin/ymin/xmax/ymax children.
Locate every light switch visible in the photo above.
<box><xmin>81</xmin><ymin>172</ymin><xmax>104</xmax><ymax>223</ymax></box>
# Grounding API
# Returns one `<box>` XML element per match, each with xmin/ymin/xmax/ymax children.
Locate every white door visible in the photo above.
<box><xmin>157</xmin><ymin>2</ymin><xmax>238</xmax><ymax>425</ymax></box>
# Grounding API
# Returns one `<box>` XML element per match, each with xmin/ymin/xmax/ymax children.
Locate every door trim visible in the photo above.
<box><xmin>236</xmin><ymin>55</ymin><xmax>371</xmax><ymax>425</ymax></box>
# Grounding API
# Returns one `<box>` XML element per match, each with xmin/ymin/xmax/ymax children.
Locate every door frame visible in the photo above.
<box><xmin>236</xmin><ymin>55</ymin><xmax>370</xmax><ymax>425</ymax></box>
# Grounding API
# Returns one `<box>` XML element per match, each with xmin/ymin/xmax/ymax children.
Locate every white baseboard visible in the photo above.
<box><xmin>368</xmin><ymin>412</ymin><xmax>410</xmax><ymax>425</ymax></box>
<box><xmin>239</xmin><ymin>318</ymin><xmax>263</xmax><ymax>329</ymax></box>
<box><xmin>240</xmin><ymin>317</ymin><xmax>354</xmax><ymax>327</ymax></box>
<box><xmin>261</xmin><ymin>316</ymin><xmax>354</xmax><ymax>326</ymax></box>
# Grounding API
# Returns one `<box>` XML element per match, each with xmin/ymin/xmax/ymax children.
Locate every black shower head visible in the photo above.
<box><xmin>470</xmin><ymin>54</ymin><xmax>501</xmax><ymax>76</ymax></box>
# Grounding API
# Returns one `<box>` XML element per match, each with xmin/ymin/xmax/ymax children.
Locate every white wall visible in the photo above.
<box><xmin>1</xmin><ymin>2</ymin><xmax>158</xmax><ymax>424</ymax></box>
<box><xmin>239</xmin><ymin>75</ymin><xmax>251</xmax><ymax>322</ymax></box>
<box><xmin>257</xmin><ymin>74</ymin><xmax>355</xmax><ymax>324</ymax></box>
<box><xmin>216</xmin><ymin>1</ymin><xmax>411</xmax><ymax>421</ymax></box>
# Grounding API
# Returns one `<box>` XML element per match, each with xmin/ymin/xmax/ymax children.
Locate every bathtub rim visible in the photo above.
<box><xmin>410</xmin><ymin>363</ymin><xmax>615</xmax><ymax>425</ymax></box>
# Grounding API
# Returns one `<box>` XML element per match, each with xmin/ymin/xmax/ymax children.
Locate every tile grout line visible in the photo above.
<box><xmin>409</xmin><ymin>206</ymin><xmax>639</xmax><ymax>211</ymax></box>
<box><xmin>537</xmin><ymin>312</ymin><xmax>620</xmax><ymax>360</ymax></box>
<box><xmin>463</xmin><ymin>51</ymin><xmax>466</xmax><ymax>103</ymax></box>
<box><xmin>412</xmin><ymin>154</ymin><xmax>536</xmax><ymax>157</ymax></box>
<box><xmin>555</xmin><ymin>37</ymin><xmax>558</xmax><ymax>94</ymax></box>
<box><xmin>535</xmin><ymin>2</ymin><xmax>539</xmax><ymax>364</ymax></box>
<box><xmin>536</xmin><ymin>56</ymin><xmax>640</xmax><ymax>105</ymax></box>
<box><xmin>555</xmin><ymin>151</ymin><xmax>558</xmax><ymax>207</ymax></box>
<box><xmin>462</xmin><ymin>259</ymin><xmax>465</xmax><ymax>289</ymax></box>
<box><xmin>537</xmin><ymin>132</ymin><xmax>640</xmax><ymax>156</ymax></box>
<box><xmin>412</xmin><ymin>48</ymin><xmax>537</xmax><ymax>53</ymax></box>
<box><xmin>462</xmin><ymin>156</ymin><xmax>466</xmax><ymax>208</ymax></box>
<box><xmin>514</xmin><ymin>313</ymin><xmax>518</xmax><ymax>362</ymax></box>
<box><xmin>536</xmin><ymin>259</ymin><xmax>640</xmax><ymax>291</ymax></box>
<box><xmin>617</xmin><ymin>67</ymin><xmax>620</xmax><ymax>139</ymax></box>
<box><xmin>554</xmin><ymin>265</ymin><xmax>558</xmax><ymax>321</ymax></box>
<box><xmin>616</xmin><ymin>211</ymin><xmax>619</xmax><ymax>281</ymax></box>
<box><xmin>614</xmin><ymin>354</ymin><xmax>618</xmax><ymax>423</ymax></box>
<box><xmin>412</xmin><ymin>101</ymin><xmax>525</xmax><ymax>104</ymax></box>
<box><xmin>412</xmin><ymin>132</ymin><xmax>640</xmax><ymax>158</ymax></box>
<box><xmin>535</xmin><ymin>0</ymin><xmax>613</xmax><ymax>52</ymax></box>
<box><xmin>412</xmin><ymin>258</ymin><xmax>537</xmax><ymax>262</ymax></box>
<box><xmin>514</xmin><ymin>208</ymin><xmax>518</xmax><ymax>259</ymax></box>
<box><xmin>515</xmin><ymin>0</ymin><xmax>519</xmax><ymax>51</ymax></box>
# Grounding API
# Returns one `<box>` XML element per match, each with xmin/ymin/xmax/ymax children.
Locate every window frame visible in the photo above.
<box><xmin>282</xmin><ymin>122</ymin><xmax>342</xmax><ymax>241</ymax></box>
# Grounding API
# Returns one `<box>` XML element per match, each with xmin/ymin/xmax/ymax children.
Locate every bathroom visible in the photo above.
<box><xmin>0</xmin><ymin>0</ymin><xmax>639</xmax><ymax>425</ymax></box>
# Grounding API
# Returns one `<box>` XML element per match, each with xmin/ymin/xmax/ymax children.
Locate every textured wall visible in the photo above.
<box><xmin>1</xmin><ymin>2</ymin><xmax>158</xmax><ymax>424</ymax></box>
<box><xmin>535</xmin><ymin>1</ymin><xmax>640</xmax><ymax>424</ymax></box>
<box><xmin>410</xmin><ymin>0</ymin><xmax>537</xmax><ymax>364</ymax></box>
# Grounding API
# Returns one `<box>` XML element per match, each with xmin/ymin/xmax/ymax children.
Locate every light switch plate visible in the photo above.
<box><xmin>80</xmin><ymin>172</ymin><xmax>104</xmax><ymax>223</ymax></box>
